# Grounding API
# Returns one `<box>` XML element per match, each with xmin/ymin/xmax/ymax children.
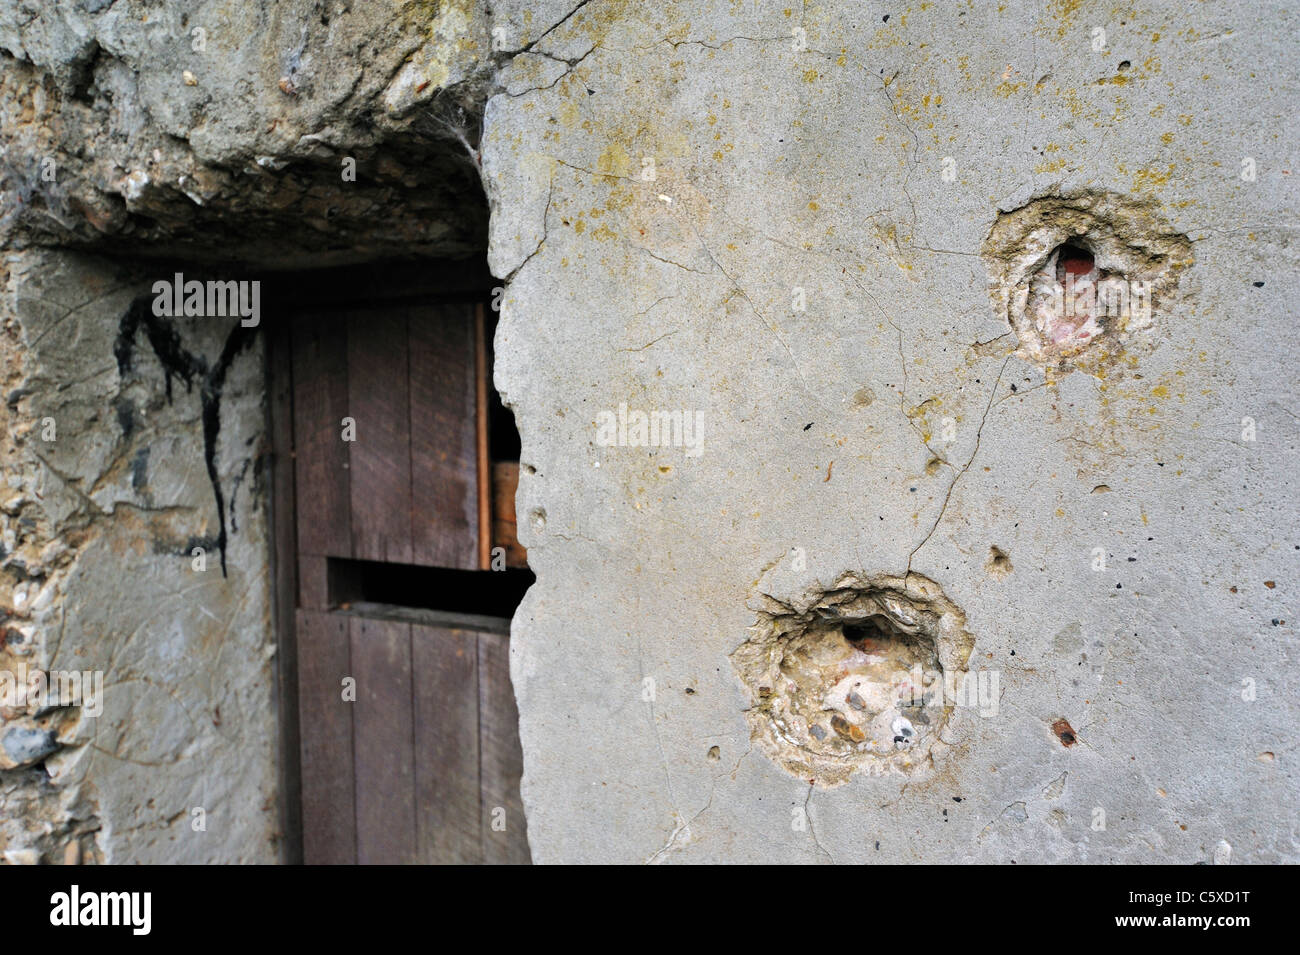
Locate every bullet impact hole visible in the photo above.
<box><xmin>1051</xmin><ymin>717</ymin><xmax>1077</xmax><ymax>747</ymax></box>
<box><xmin>733</xmin><ymin>572</ymin><xmax>975</xmax><ymax>785</ymax></box>
<box><xmin>983</xmin><ymin>192</ymin><xmax>1193</xmax><ymax>367</ymax></box>
<box><xmin>1055</xmin><ymin>243</ymin><xmax>1095</xmax><ymax>281</ymax></box>
<box><xmin>985</xmin><ymin>546</ymin><xmax>1013</xmax><ymax>579</ymax></box>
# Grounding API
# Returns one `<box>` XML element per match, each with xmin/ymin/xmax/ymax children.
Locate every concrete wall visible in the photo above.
<box><xmin>1</xmin><ymin>250</ymin><xmax>275</xmax><ymax>862</ymax></box>
<box><xmin>2</xmin><ymin>0</ymin><xmax>1296</xmax><ymax>865</ymax></box>
<box><xmin>485</xmin><ymin>0</ymin><xmax>1299</xmax><ymax>862</ymax></box>
<box><xmin>0</xmin><ymin>0</ymin><xmax>495</xmax><ymax>863</ymax></box>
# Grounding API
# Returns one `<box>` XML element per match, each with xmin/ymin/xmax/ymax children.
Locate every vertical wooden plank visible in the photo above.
<box><xmin>291</xmin><ymin>312</ymin><xmax>352</xmax><ymax>557</ymax></box>
<box><xmin>409</xmin><ymin>304</ymin><xmax>479</xmax><ymax>569</ymax></box>
<box><xmin>412</xmin><ymin>625</ymin><xmax>482</xmax><ymax>864</ymax></box>
<box><xmin>267</xmin><ymin>320</ymin><xmax>302</xmax><ymax>862</ymax></box>
<box><xmin>491</xmin><ymin>461</ymin><xmax>528</xmax><ymax>569</ymax></box>
<box><xmin>478</xmin><ymin>631</ymin><xmax>531</xmax><ymax>864</ymax></box>
<box><xmin>296</xmin><ymin>555</ymin><xmax>329</xmax><ymax>611</ymax></box>
<box><xmin>475</xmin><ymin>303</ymin><xmax>491</xmax><ymax>571</ymax></box>
<box><xmin>348</xmin><ymin>310</ymin><xmax>413</xmax><ymax>564</ymax></box>
<box><xmin>351</xmin><ymin>617</ymin><xmax>415</xmax><ymax>864</ymax></box>
<box><xmin>296</xmin><ymin>609</ymin><xmax>355</xmax><ymax>864</ymax></box>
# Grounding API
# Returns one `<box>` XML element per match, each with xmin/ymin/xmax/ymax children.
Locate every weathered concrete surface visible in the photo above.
<box><xmin>487</xmin><ymin>1</ymin><xmax>1299</xmax><ymax>862</ymax></box>
<box><xmin>2</xmin><ymin>0</ymin><xmax>1295</xmax><ymax>866</ymax></box>
<box><xmin>0</xmin><ymin>0</ymin><xmax>492</xmax><ymax>265</ymax></box>
<box><xmin>1</xmin><ymin>249</ymin><xmax>275</xmax><ymax>862</ymax></box>
<box><xmin>0</xmin><ymin>1</ymin><xmax>503</xmax><ymax>863</ymax></box>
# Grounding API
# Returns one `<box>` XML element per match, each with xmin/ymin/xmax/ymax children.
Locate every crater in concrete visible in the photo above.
<box><xmin>982</xmin><ymin>192</ymin><xmax>1193</xmax><ymax>366</ymax></box>
<box><xmin>733</xmin><ymin>573</ymin><xmax>975</xmax><ymax>785</ymax></box>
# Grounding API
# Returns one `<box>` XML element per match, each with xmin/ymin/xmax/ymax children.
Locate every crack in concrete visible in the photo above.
<box><xmin>632</xmin><ymin>626</ymin><xmax>692</xmax><ymax>865</ymax></box>
<box><xmin>503</xmin><ymin>171</ymin><xmax>556</xmax><ymax>283</ymax></box>
<box><xmin>548</xmin><ymin>156</ymin><xmax>637</xmax><ymax>183</ymax></box>
<box><xmin>631</xmin><ymin>294</ymin><xmax>675</xmax><ymax>318</ymax></box>
<box><xmin>907</xmin><ymin>355</ymin><xmax>1014</xmax><ymax>575</ymax></box>
<box><xmin>506</xmin><ymin>0</ymin><xmax>595</xmax><ymax>57</ymax></box>
<box><xmin>686</xmin><ymin>223</ymin><xmax>829</xmax><ymax>415</ymax></box>
<box><xmin>877</xmin><ymin>71</ymin><xmax>920</xmax><ymax>243</ymax></box>
<box><xmin>645</xmin><ymin>740</ymin><xmax>753</xmax><ymax>864</ymax></box>
<box><xmin>615</xmin><ymin>328</ymin><xmax>680</xmax><ymax>353</ymax></box>
<box><xmin>804</xmin><ymin>781</ymin><xmax>835</xmax><ymax>863</ymax></box>
<box><xmin>634</xmin><ymin>246</ymin><xmax>710</xmax><ymax>275</ymax></box>
<box><xmin>657</xmin><ymin>35</ymin><xmax>792</xmax><ymax>51</ymax></box>
<box><xmin>505</xmin><ymin>45</ymin><xmax>597</xmax><ymax>98</ymax></box>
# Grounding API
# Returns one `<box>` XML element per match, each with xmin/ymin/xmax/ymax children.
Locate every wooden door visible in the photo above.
<box><xmin>274</xmin><ymin>297</ymin><xmax>530</xmax><ymax>865</ymax></box>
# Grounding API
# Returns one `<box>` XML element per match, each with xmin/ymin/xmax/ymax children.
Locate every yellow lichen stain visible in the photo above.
<box><xmin>1047</xmin><ymin>0</ymin><xmax>1083</xmax><ymax>39</ymax></box>
<box><xmin>590</xmin><ymin>224</ymin><xmax>617</xmax><ymax>242</ymax></box>
<box><xmin>1131</xmin><ymin>164</ymin><xmax>1175</xmax><ymax>192</ymax></box>
<box><xmin>808</xmin><ymin>201</ymin><xmax>819</xmax><ymax>211</ymax></box>
<box><xmin>596</xmin><ymin>142</ymin><xmax>631</xmax><ymax>177</ymax></box>
<box><xmin>803</xmin><ymin>69</ymin><xmax>820</xmax><ymax>83</ymax></box>
<box><xmin>557</xmin><ymin>100</ymin><xmax>581</xmax><ymax>128</ymax></box>
<box><xmin>573</xmin><ymin>219</ymin><xmax>585</xmax><ymax>234</ymax></box>
<box><xmin>1160</xmin><ymin>131</ymin><xmax>1174</xmax><ymax>145</ymax></box>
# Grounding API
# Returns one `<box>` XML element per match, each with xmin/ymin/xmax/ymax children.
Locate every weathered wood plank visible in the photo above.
<box><xmin>350</xmin><ymin>616</ymin><xmax>416</xmax><ymax>864</ymax></box>
<box><xmin>296</xmin><ymin>554</ymin><xmax>329</xmax><ymax>611</ymax></box>
<box><xmin>412</xmin><ymin>624</ymin><xmax>482</xmax><ymax>864</ymax></box>
<box><xmin>291</xmin><ymin>313</ymin><xmax>352</xmax><ymax>557</ymax></box>
<box><xmin>478</xmin><ymin>631</ymin><xmax>531</xmax><ymax>864</ymax></box>
<box><xmin>347</xmin><ymin>310</ymin><xmax>413</xmax><ymax>563</ymax></box>
<box><xmin>491</xmin><ymin>461</ymin><xmax>528</xmax><ymax>569</ymax></box>
<box><xmin>296</xmin><ymin>609</ymin><xmax>355</xmax><ymax>864</ymax></box>
<box><xmin>409</xmin><ymin>305</ymin><xmax>479</xmax><ymax>569</ymax></box>
<box><xmin>475</xmin><ymin>303</ymin><xmax>491</xmax><ymax>570</ymax></box>
<box><xmin>267</xmin><ymin>320</ymin><xmax>302</xmax><ymax>862</ymax></box>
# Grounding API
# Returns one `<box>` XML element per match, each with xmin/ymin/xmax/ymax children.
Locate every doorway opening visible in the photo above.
<box><xmin>263</xmin><ymin>258</ymin><xmax>532</xmax><ymax>864</ymax></box>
